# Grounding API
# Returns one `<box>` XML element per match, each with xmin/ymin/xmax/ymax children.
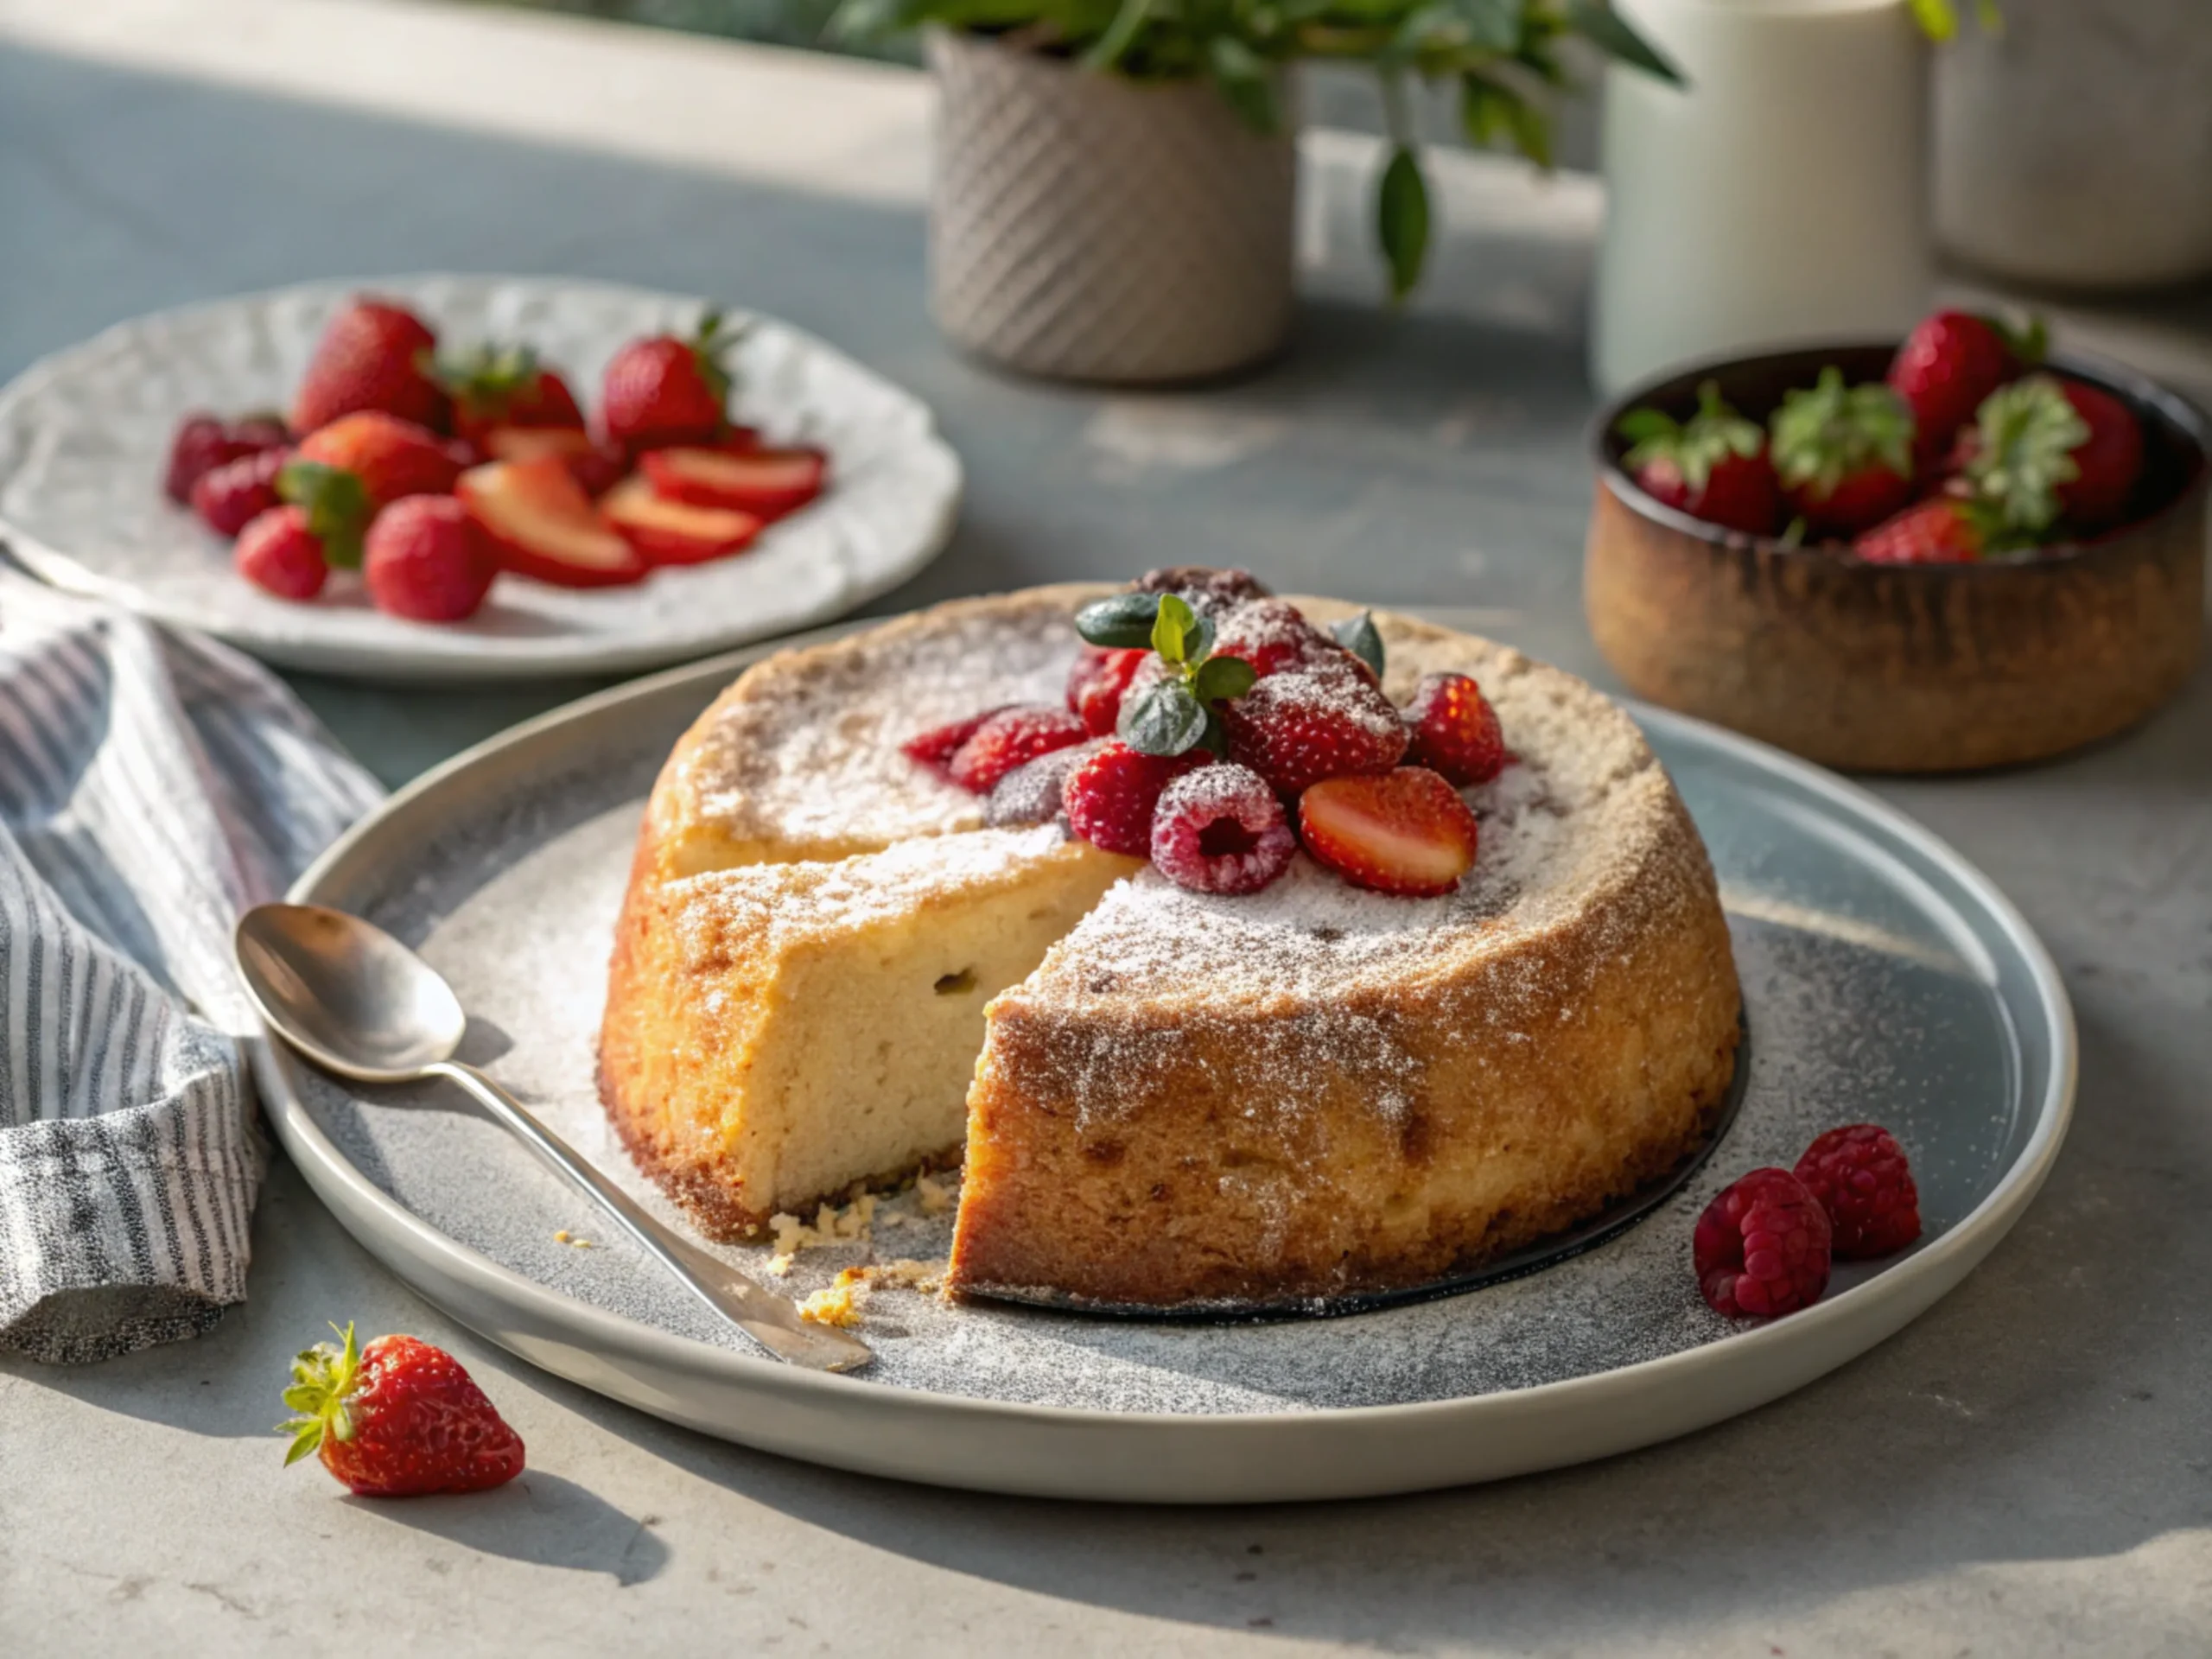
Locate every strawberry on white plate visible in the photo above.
<box><xmin>641</xmin><ymin>445</ymin><xmax>827</xmax><ymax>520</ymax></box>
<box><xmin>601</xmin><ymin>474</ymin><xmax>761</xmax><ymax>567</ymax></box>
<box><xmin>456</xmin><ymin>457</ymin><xmax>645</xmax><ymax>589</ymax></box>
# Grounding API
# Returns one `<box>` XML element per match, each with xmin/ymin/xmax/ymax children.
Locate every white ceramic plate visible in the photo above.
<box><xmin>0</xmin><ymin>276</ymin><xmax>960</xmax><ymax>683</ymax></box>
<box><xmin>255</xmin><ymin>610</ymin><xmax>2075</xmax><ymax>1502</ymax></box>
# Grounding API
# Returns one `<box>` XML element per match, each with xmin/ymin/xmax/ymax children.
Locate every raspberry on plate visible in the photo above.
<box><xmin>1211</xmin><ymin>599</ymin><xmax>1337</xmax><ymax>678</ymax></box>
<box><xmin>365</xmin><ymin>494</ymin><xmax>499</xmax><ymax>623</ymax></box>
<box><xmin>900</xmin><ymin>706</ymin><xmax>1012</xmax><ymax>774</ymax></box>
<box><xmin>1220</xmin><ymin>667</ymin><xmax>1408</xmax><ymax>798</ymax></box>
<box><xmin>233</xmin><ymin>505</ymin><xmax>328</xmax><ymax>601</ymax></box>
<box><xmin>1694</xmin><ymin>1168</ymin><xmax>1832</xmax><ymax>1319</ymax></box>
<box><xmin>190</xmin><ymin>446</ymin><xmax>291</xmax><ymax>537</ymax></box>
<box><xmin>1298</xmin><ymin>766</ymin><xmax>1480</xmax><ymax>897</ymax></box>
<box><xmin>1792</xmin><ymin>1123</ymin><xmax>1921</xmax><ymax>1258</ymax></box>
<box><xmin>1065</xmin><ymin>646</ymin><xmax>1148</xmax><ymax>735</ymax></box>
<box><xmin>165</xmin><ymin>411</ymin><xmax>287</xmax><ymax>503</ymax></box>
<box><xmin>1063</xmin><ymin>740</ymin><xmax>1209</xmax><ymax>856</ymax></box>
<box><xmin>1150</xmin><ymin>764</ymin><xmax>1295</xmax><ymax>894</ymax></box>
<box><xmin>948</xmin><ymin>704</ymin><xmax>1089</xmax><ymax>795</ymax></box>
<box><xmin>987</xmin><ymin>738</ymin><xmax>1108</xmax><ymax>828</ymax></box>
<box><xmin>1403</xmin><ymin>671</ymin><xmax>1507</xmax><ymax>785</ymax></box>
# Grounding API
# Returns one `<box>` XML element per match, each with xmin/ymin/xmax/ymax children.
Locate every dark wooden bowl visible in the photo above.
<box><xmin>1584</xmin><ymin>343</ymin><xmax>2209</xmax><ymax>772</ymax></box>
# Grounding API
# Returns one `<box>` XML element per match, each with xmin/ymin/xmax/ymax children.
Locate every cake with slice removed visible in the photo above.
<box><xmin>600</xmin><ymin>579</ymin><xmax>1742</xmax><ymax>1309</ymax></box>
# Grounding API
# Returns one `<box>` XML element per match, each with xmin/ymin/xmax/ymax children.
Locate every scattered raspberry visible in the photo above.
<box><xmin>1792</xmin><ymin>1124</ymin><xmax>1921</xmax><ymax>1259</ymax></box>
<box><xmin>1694</xmin><ymin>1168</ymin><xmax>1832</xmax><ymax>1319</ymax></box>
<box><xmin>233</xmin><ymin>505</ymin><xmax>328</xmax><ymax>601</ymax></box>
<box><xmin>364</xmin><ymin>495</ymin><xmax>499</xmax><ymax>622</ymax></box>
<box><xmin>164</xmin><ymin>411</ymin><xmax>287</xmax><ymax>503</ymax></box>
<box><xmin>1403</xmin><ymin>671</ymin><xmax>1507</xmax><ymax>785</ymax></box>
<box><xmin>1065</xmin><ymin>646</ymin><xmax>1149</xmax><ymax>735</ymax></box>
<box><xmin>1211</xmin><ymin>598</ymin><xmax>1339</xmax><ymax>678</ymax></box>
<box><xmin>987</xmin><ymin>739</ymin><xmax>1107</xmax><ymax>828</ymax></box>
<box><xmin>1220</xmin><ymin>667</ymin><xmax>1408</xmax><ymax>797</ymax></box>
<box><xmin>900</xmin><ymin>706</ymin><xmax>1012</xmax><ymax>774</ymax></box>
<box><xmin>1150</xmin><ymin>764</ymin><xmax>1295</xmax><ymax>894</ymax></box>
<box><xmin>1062</xmin><ymin>741</ymin><xmax>1210</xmax><ymax>856</ymax></box>
<box><xmin>947</xmin><ymin>704</ymin><xmax>1088</xmax><ymax>794</ymax></box>
<box><xmin>1298</xmin><ymin>766</ymin><xmax>1479</xmax><ymax>897</ymax></box>
<box><xmin>1134</xmin><ymin>565</ymin><xmax>1271</xmax><ymax>617</ymax></box>
<box><xmin>190</xmin><ymin>446</ymin><xmax>290</xmax><ymax>537</ymax></box>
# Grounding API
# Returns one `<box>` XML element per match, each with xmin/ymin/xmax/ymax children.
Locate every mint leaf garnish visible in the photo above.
<box><xmin>1192</xmin><ymin>653</ymin><xmax>1257</xmax><ymax>706</ymax></box>
<box><xmin>1332</xmin><ymin>611</ymin><xmax>1386</xmax><ymax>679</ymax></box>
<box><xmin>1075</xmin><ymin>592</ymin><xmax>1162</xmax><ymax>649</ymax></box>
<box><xmin>1121</xmin><ymin>680</ymin><xmax>1209</xmax><ymax>756</ymax></box>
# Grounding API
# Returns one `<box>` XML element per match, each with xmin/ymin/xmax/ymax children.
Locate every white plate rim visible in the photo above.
<box><xmin>253</xmin><ymin>613</ymin><xmax>2078</xmax><ymax>1502</ymax></box>
<box><xmin>0</xmin><ymin>276</ymin><xmax>963</xmax><ymax>683</ymax></box>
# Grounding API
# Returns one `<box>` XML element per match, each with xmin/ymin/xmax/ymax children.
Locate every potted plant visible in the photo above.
<box><xmin>833</xmin><ymin>0</ymin><xmax>1681</xmax><ymax>385</ymax></box>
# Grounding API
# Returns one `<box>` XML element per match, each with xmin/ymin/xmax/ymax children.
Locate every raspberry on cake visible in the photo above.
<box><xmin>601</xmin><ymin>580</ymin><xmax>1744</xmax><ymax>1309</ymax></box>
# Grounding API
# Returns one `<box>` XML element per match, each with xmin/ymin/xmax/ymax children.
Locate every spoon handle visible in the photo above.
<box><xmin>427</xmin><ymin>1060</ymin><xmax>873</xmax><ymax>1375</ymax></box>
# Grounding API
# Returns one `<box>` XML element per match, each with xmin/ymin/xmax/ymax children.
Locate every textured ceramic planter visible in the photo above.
<box><xmin>927</xmin><ymin>29</ymin><xmax>1296</xmax><ymax>385</ymax></box>
<box><xmin>1935</xmin><ymin>0</ymin><xmax>2212</xmax><ymax>290</ymax></box>
<box><xmin>1584</xmin><ymin>344</ymin><xmax>2209</xmax><ymax>774</ymax></box>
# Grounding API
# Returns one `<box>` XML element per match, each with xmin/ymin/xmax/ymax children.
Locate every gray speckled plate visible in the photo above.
<box><xmin>256</xmin><ymin>611</ymin><xmax>2075</xmax><ymax>1502</ymax></box>
<box><xmin>0</xmin><ymin>276</ymin><xmax>959</xmax><ymax>683</ymax></box>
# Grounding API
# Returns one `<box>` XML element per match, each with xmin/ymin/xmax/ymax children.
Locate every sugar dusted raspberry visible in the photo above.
<box><xmin>1404</xmin><ymin>671</ymin><xmax>1507</xmax><ymax>785</ymax></box>
<box><xmin>1150</xmin><ymin>764</ymin><xmax>1295</xmax><ymax>894</ymax></box>
<box><xmin>1065</xmin><ymin>646</ymin><xmax>1149</xmax><ymax>735</ymax></box>
<box><xmin>948</xmin><ymin>704</ymin><xmax>1088</xmax><ymax>794</ymax></box>
<box><xmin>1793</xmin><ymin>1124</ymin><xmax>1922</xmax><ymax>1259</ymax></box>
<box><xmin>1694</xmin><ymin>1168</ymin><xmax>1832</xmax><ymax>1319</ymax></box>
<box><xmin>1211</xmin><ymin>599</ymin><xmax>1337</xmax><ymax>678</ymax></box>
<box><xmin>988</xmin><ymin>738</ymin><xmax>1108</xmax><ymax>828</ymax></box>
<box><xmin>1062</xmin><ymin>741</ymin><xmax>1209</xmax><ymax>855</ymax></box>
<box><xmin>1220</xmin><ymin>667</ymin><xmax>1408</xmax><ymax>798</ymax></box>
<box><xmin>1133</xmin><ymin>566</ymin><xmax>1271</xmax><ymax>617</ymax></box>
<box><xmin>901</xmin><ymin>705</ymin><xmax>1013</xmax><ymax>775</ymax></box>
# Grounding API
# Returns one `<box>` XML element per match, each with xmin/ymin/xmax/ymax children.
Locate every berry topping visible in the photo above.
<box><xmin>364</xmin><ymin>494</ymin><xmax>499</xmax><ymax>622</ymax></box>
<box><xmin>947</xmin><ymin>704</ymin><xmax>1089</xmax><ymax>794</ymax></box>
<box><xmin>190</xmin><ymin>445</ymin><xmax>290</xmax><ymax>537</ymax></box>
<box><xmin>1132</xmin><ymin>565</ymin><xmax>1271</xmax><ymax>616</ymax></box>
<box><xmin>1297</xmin><ymin>766</ymin><xmax>1479</xmax><ymax>897</ymax></box>
<box><xmin>1616</xmin><ymin>380</ymin><xmax>1782</xmax><ymax>537</ymax></box>
<box><xmin>292</xmin><ymin>297</ymin><xmax>448</xmax><ymax>436</ymax></box>
<box><xmin>1403</xmin><ymin>671</ymin><xmax>1507</xmax><ymax>785</ymax></box>
<box><xmin>1888</xmin><ymin>309</ymin><xmax>2040</xmax><ymax>468</ymax></box>
<box><xmin>901</xmin><ymin>706</ymin><xmax>1013</xmax><ymax>774</ymax></box>
<box><xmin>1770</xmin><ymin>367</ymin><xmax>1916</xmax><ymax>537</ymax></box>
<box><xmin>1694</xmin><ymin>1168</ymin><xmax>1832</xmax><ymax>1319</ymax></box>
<box><xmin>1211</xmin><ymin>598</ymin><xmax>1338</xmax><ymax>678</ymax></box>
<box><xmin>233</xmin><ymin>505</ymin><xmax>329</xmax><ymax>601</ymax></box>
<box><xmin>1220</xmin><ymin>667</ymin><xmax>1408</xmax><ymax>798</ymax></box>
<box><xmin>1792</xmin><ymin>1123</ymin><xmax>1921</xmax><ymax>1259</ymax></box>
<box><xmin>280</xmin><ymin>1322</ymin><xmax>524</xmax><ymax>1497</ymax></box>
<box><xmin>1063</xmin><ymin>740</ymin><xmax>1211</xmax><ymax>856</ymax></box>
<box><xmin>1065</xmin><ymin>645</ymin><xmax>1149</xmax><ymax>735</ymax></box>
<box><xmin>987</xmin><ymin>738</ymin><xmax>1109</xmax><ymax>828</ymax></box>
<box><xmin>1149</xmin><ymin>764</ymin><xmax>1296</xmax><ymax>894</ymax></box>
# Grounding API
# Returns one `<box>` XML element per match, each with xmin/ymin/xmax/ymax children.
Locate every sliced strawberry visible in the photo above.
<box><xmin>1065</xmin><ymin>646</ymin><xmax>1150</xmax><ymax>735</ymax></box>
<box><xmin>901</xmin><ymin>706</ymin><xmax>1013</xmax><ymax>774</ymax></box>
<box><xmin>600</xmin><ymin>474</ymin><xmax>760</xmax><ymax>566</ymax></box>
<box><xmin>483</xmin><ymin>425</ymin><xmax>626</xmax><ymax>497</ymax></box>
<box><xmin>640</xmin><ymin>446</ymin><xmax>827</xmax><ymax>521</ymax></box>
<box><xmin>1298</xmin><ymin>767</ymin><xmax>1481</xmax><ymax>898</ymax></box>
<box><xmin>455</xmin><ymin>458</ymin><xmax>644</xmax><ymax>588</ymax></box>
<box><xmin>948</xmin><ymin>705</ymin><xmax>1088</xmax><ymax>794</ymax></box>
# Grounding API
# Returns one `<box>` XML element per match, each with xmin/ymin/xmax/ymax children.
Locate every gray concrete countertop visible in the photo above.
<box><xmin>3</xmin><ymin>5</ymin><xmax>2209</xmax><ymax>1653</ymax></box>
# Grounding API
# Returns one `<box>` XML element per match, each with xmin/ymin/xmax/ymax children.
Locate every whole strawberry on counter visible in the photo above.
<box><xmin>599</xmin><ymin>309</ymin><xmax>739</xmax><ymax>456</ymax></box>
<box><xmin>1887</xmin><ymin>309</ymin><xmax>2043</xmax><ymax>471</ymax></box>
<box><xmin>292</xmin><ymin>297</ymin><xmax>448</xmax><ymax>435</ymax></box>
<box><xmin>1615</xmin><ymin>380</ymin><xmax>1780</xmax><ymax>537</ymax></box>
<box><xmin>281</xmin><ymin>1322</ymin><xmax>524</xmax><ymax>1497</ymax></box>
<box><xmin>1770</xmin><ymin>367</ymin><xmax>1916</xmax><ymax>538</ymax></box>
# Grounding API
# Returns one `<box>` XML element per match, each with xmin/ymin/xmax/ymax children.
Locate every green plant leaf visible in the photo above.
<box><xmin>1207</xmin><ymin>35</ymin><xmax>1281</xmax><ymax>131</ymax></box>
<box><xmin>1907</xmin><ymin>0</ymin><xmax>1958</xmax><ymax>41</ymax></box>
<box><xmin>1120</xmin><ymin>680</ymin><xmax>1210</xmax><ymax>756</ymax></box>
<box><xmin>1376</xmin><ymin>144</ymin><xmax>1430</xmax><ymax>302</ymax></box>
<box><xmin>1152</xmin><ymin>592</ymin><xmax>1198</xmax><ymax>662</ymax></box>
<box><xmin>1332</xmin><ymin>610</ymin><xmax>1387</xmax><ymax>678</ymax></box>
<box><xmin>1083</xmin><ymin>0</ymin><xmax>1152</xmax><ymax>69</ymax></box>
<box><xmin>1192</xmin><ymin>652</ymin><xmax>1259</xmax><ymax>706</ymax></box>
<box><xmin>1076</xmin><ymin>592</ymin><xmax>1163</xmax><ymax>649</ymax></box>
<box><xmin>1566</xmin><ymin>0</ymin><xmax>1682</xmax><ymax>85</ymax></box>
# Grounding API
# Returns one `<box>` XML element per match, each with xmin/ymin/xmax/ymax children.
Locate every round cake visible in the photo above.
<box><xmin>600</xmin><ymin>580</ymin><xmax>1742</xmax><ymax>1310</ymax></box>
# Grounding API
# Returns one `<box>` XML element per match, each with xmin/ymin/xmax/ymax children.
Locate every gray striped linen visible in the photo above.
<box><xmin>0</xmin><ymin>571</ymin><xmax>382</xmax><ymax>1363</ymax></box>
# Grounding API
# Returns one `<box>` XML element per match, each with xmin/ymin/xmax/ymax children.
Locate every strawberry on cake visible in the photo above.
<box><xmin>599</xmin><ymin>571</ymin><xmax>1743</xmax><ymax>1311</ymax></box>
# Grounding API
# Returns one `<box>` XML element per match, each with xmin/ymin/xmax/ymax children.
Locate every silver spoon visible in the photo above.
<box><xmin>235</xmin><ymin>901</ymin><xmax>872</xmax><ymax>1375</ymax></box>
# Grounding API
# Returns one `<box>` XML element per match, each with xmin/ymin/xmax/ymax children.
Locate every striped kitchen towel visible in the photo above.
<box><xmin>0</xmin><ymin>571</ymin><xmax>383</xmax><ymax>1363</ymax></box>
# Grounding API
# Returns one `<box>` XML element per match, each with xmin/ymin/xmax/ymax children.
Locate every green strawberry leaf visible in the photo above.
<box><xmin>1966</xmin><ymin>373</ymin><xmax>2086</xmax><ymax>537</ymax></box>
<box><xmin>275</xmin><ymin>460</ymin><xmax>370</xmax><ymax>569</ymax></box>
<box><xmin>1192</xmin><ymin>652</ymin><xmax>1258</xmax><ymax>706</ymax></box>
<box><xmin>1332</xmin><ymin>611</ymin><xmax>1387</xmax><ymax>679</ymax></box>
<box><xmin>1120</xmin><ymin>680</ymin><xmax>1209</xmax><ymax>757</ymax></box>
<box><xmin>1076</xmin><ymin>592</ymin><xmax>1162</xmax><ymax>649</ymax></box>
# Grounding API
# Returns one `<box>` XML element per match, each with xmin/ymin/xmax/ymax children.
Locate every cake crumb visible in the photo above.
<box><xmin>798</xmin><ymin>1279</ymin><xmax>865</xmax><ymax>1328</ymax></box>
<box><xmin>858</xmin><ymin>1258</ymin><xmax>946</xmax><ymax>1294</ymax></box>
<box><xmin>553</xmin><ymin>1230</ymin><xmax>594</xmax><ymax>1248</ymax></box>
<box><xmin>768</xmin><ymin>1192</ymin><xmax>878</xmax><ymax>1257</ymax></box>
<box><xmin>767</xmin><ymin>1254</ymin><xmax>795</xmax><ymax>1277</ymax></box>
<box><xmin>913</xmin><ymin>1174</ymin><xmax>953</xmax><ymax>1217</ymax></box>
